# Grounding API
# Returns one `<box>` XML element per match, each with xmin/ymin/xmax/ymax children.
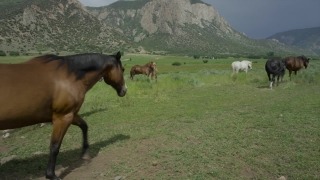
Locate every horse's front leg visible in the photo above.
<box><xmin>72</xmin><ymin>115</ymin><xmax>90</xmax><ymax>159</ymax></box>
<box><xmin>46</xmin><ymin>114</ymin><xmax>72</xmax><ymax>180</ymax></box>
<box><xmin>154</xmin><ymin>73</ymin><xmax>157</xmax><ymax>82</ymax></box>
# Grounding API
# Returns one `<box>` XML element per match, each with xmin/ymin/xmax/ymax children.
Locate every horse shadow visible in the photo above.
<box><xmin>0</xmin><ymin>134</ymin><xmax>130</xmax><ymax>179</ymax></box>
<box><xmin>80</xmin><ymin>107</ymin><xmax>107</xmax><ymax>117</ymax></box>
<box><xmin>257</xmin><ymin>85</ymin><xmax>270</xmax><ymax>89</ymax></box>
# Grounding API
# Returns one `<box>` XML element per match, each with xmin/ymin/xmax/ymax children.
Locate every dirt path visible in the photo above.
<box><xmin>33</xmin><ymin>149</ymin><xmax>126</xmax><ymax>180</ymax></box>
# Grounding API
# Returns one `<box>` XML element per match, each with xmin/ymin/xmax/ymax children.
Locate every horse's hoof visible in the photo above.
<box><xmin>81</xmin><ymin>153</ymin><xmax>91</xmax><ymax>160</ymax></box>
<box><xmin>46</xmin><ymin>175</ymin><xmax>61</xmax><ymax>180</ymax></box>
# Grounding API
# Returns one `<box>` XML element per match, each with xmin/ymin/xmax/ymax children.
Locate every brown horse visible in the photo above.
<box><xmin>130</xmin><ymin>61</ymin><xmax>157</xmax><ymax>80</ymax></box>
<box><xmin>284</xmin><ymin>55</ymin><xmax>310</xmax><ymax>80</ymax></box>
<box><xmin>0</xmin><ymin>52</ymin><xmax>127</xmax><ymax>180</ymax></box>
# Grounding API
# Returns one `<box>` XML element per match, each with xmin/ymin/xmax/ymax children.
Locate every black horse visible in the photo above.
<box><xmin>265</xmin><ymin>58</ymin><xmax>286</xmax><ymax>89</ymax></box>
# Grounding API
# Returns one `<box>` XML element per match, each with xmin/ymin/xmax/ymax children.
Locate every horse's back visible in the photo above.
<box><xmin>241</xmin><ymin>60</ymin><xmax>251</xmax><ymax>64</ymax></box>
<box><xmin>130</xmin><ymin>64</ymin><xmax>149</xmax><ymax>75</ymax></box>
<box><xmin>231</xmin><ymin>61</ymin><xmax>240</xmax><ymax>69</ymax></box>
<box><xmin>231</xmin><ymin>61</ymin><xmax>240</xmax><ymax>66</ymax></box>
<box><xmin>284</xmin><ymin>56</ymin><xmax>296</xmax><ymax>69</ymax></box>
<box><xmin>265</xmin><ymin>59</ymin><xmax>285</xmax><ymax>74</ymax></box>
<box><xmin>285</xmin><ymin>56</ymin><xmax>304</xmax><ymax>70</ymax></box>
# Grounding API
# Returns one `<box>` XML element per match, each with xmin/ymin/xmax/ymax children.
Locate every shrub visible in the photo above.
<box><xmin>0</xmin><ymin>50</ymin><xmax>6</xmax><ymax>56</ymax></box>
<box><xmin>9</xmin><ymin>51</ymin><xmax>19</xmax><ymax>56</ymax></box>
<box><xmin>193</xmin><ymin>55</ymin><xmax>200</xmax><ymax>59</ymax></box>
<box><xmin>172</xmin><ymin>62</ymin><xmax>181</xmax><ymax>66</ymax></box>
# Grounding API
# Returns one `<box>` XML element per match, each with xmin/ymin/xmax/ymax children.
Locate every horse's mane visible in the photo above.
<box><xmin>297</xmin><ymin>55</ymin><xmax>309</xmax><ymax>62</ymax></box>
<box><xmin>33</xmin><ymin>53</ymin><xmax>117</xmax><ymax>79</ymax></box>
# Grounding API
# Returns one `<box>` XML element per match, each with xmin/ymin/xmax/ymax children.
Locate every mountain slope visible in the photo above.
<box><xmin>0</xmin><ymin>0</ymin><xmax>126</xmax><ymax>54</ymax></box>
<box><xmin>0</xmin><ymin>0</ymin><xmax>314</xmax><ymax>56</ymax></box>
<box><xmin>88</xmin><ymin>0</ymin><xmax>309</xmax><ymax>56</ymax></box>
<box><xmin>267</xmin><ymin>27</ymin><xmax>320</xmax><ymax>55</ymax></box>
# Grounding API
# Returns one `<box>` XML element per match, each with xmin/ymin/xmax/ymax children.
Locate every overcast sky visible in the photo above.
<box><xmin>78</xmin><ymin>0</ymin><xmax>320</xmax><ymax>39</ymax></box>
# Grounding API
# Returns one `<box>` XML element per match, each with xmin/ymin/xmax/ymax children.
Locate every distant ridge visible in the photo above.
<box><xmin>267</xmin><ymin>27</ymin><xmax>320</xmax><ymax>55</ymax></box>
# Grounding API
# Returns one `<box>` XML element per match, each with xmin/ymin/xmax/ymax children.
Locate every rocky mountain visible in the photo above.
<box><xmin>267</xmin><ymin>27</ymin><xmax>320</xmax><ymax>55</ymax></box>
<box><xmin>0</xmin><ymin>0</ymin><xmax>314</xmax><ymax>56</ymax></box>
<box><xmin>0</xmin><ymin>0</ymin><xmax>126</xmax><ymax>54</ymax></box>
<box><xmin>88</xmin><ymin>0</ymin><xmax>307</xmax><ymax>56</ymax></box>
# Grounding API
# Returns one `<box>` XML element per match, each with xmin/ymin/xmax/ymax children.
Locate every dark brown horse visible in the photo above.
<box><xmin>130</xmin><ymin>61</ymin><xmax>157</xmax><ymax>80</ymax></box>
<box><xmin>284</xmin><ymin>55</ymin><xmax>309</xmax><ymax>80</ymax></box>
<box><xmin>0</xmin><ymin>52</ymin><xmax>127</xmax><ymax>180</ymax></box>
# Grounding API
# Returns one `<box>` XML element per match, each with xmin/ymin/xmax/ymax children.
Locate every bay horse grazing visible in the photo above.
<box><xmin>0</xmin><ymin>52</ymin><xmax>127</xmax><ymax>180</ymax></box>
<box><xmin>130</xmin><ymin>61</ymin><xmax>157</xmax><ymax>80</ymax></box>
<box><xmin>265</xmin><ymin>58</ymin><xmax>286</xmax><ymax>89</ymax></box>
<box><xmin>231</xmin><ymin>60</ymin><xmax>252</xmax><ymax>74</ymax></box>
<box><xmin>284</xmin><ymin>55</ymin><xmax>310</xmax><ymax>80</ymax></box>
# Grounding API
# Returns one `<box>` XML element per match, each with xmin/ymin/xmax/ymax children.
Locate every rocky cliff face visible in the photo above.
<box><xmin>88</xmin><ymin>0</ymin><xmax>260</xmax><ymax>54</ymax></box>
<box><xmin>90</xmin><ymin>0</ymin><xmax>237</xmax><ymax>40</ymax></box>
<box><xmin>138</xmin><ymin>0</ymin><xmax>232</xmax><ymax>34</ymax></box>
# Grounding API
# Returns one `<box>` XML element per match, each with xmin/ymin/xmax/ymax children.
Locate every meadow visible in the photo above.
<box><xmin>0</xmin><ymin>54</ymin><xmax>319</xmax><ymax>179</ymax></box>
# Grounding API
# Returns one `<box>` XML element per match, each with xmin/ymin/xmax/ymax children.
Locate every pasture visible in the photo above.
<box><xmin>0</xmin><ymin>54</ymin><xmax>319</xmax><ymax>179</ymax></box>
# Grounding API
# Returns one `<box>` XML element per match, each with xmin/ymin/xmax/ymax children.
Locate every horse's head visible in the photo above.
<box><xmin>247</xmin><ymin>61</ymin><xmax>253</xmax><ymax>69</ymax></box>
<box><xmin>148</xmin><ymin>61</ymin><xmax>157</xmax><ymax>71</ymax></box>
<box><xmin>103</xmin><ymin>51</ymin><xmax>127</xmax><ymax>97</ymax></box>
<box><xmin>300</xmin><ymin>55</ymin><xmax>310</xmax><ymax>69</ymax></box>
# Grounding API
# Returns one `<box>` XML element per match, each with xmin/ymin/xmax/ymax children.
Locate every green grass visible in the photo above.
<box><xmin>0</xmin><ymin>55</ymin><xmax>319</xmax><ymax>179</ymax></box>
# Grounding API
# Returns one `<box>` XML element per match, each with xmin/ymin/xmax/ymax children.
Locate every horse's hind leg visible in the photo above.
<box><xmin>267</xmin><ymin>73</ymin><xmax>272</xmax><ymax>88</ymax></box>
<box><xmin>72</xmin><ymin>115</ymin><xmax>90</xmax><ymax>159</ymax></box>
<box><xmin>276</xmin><ymin>75</ymin><xmax>280</xmax><ymax>86</ymax></box>
<box><xmin>46</xmin><ymin>115</ymin><xmax>72</xmax><ymax>180</ymax></box>
<box><xmin>288</xmin><ymin>70</ymin><xmax>292</xmax><ymax>80</ymax></box>
<box><xmin>269</xmin><ymin>74</ymin><xmax>275</xmax><ymax>89</ymax></box>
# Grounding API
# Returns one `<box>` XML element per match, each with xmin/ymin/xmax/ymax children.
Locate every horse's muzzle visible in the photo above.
<box><xmin>117</xmin><ymin>85</ymin><xmax>127</xmax><ymax>97</ymax></box>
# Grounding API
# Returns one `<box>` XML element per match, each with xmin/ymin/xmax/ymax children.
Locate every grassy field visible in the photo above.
<box><xmin>0</xmin><ymin>54</ymin><xmax>319</xmax><ymax>179</ymax></box>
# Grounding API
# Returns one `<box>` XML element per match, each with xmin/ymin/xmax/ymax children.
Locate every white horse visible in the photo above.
<box><xmin>231</xmin><ymin>60</ymin><xmax>252</xmax><ymax>74</ymax></box>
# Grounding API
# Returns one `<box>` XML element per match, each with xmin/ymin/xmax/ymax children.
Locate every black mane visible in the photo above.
<box><xmin>38</xmin><ymin>53</ymin><xmax>117</xmax><ymax>79</ymax></box>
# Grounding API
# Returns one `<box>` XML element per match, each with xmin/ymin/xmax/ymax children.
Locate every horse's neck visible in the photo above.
<box><xmin>80</xmin><ymin>71</ymin><xmax>102</xmax><ymax>91</ymax></box>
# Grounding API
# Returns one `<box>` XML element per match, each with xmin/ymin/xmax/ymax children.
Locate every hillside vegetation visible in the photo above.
<box><xmin>268</xmin><ymin>27</ymin><xmax>320</xmax><ymax>55</ymax></box>
<box><xmin>0</xmin><ymin>0</ymin><xmax>315</xmax><ymax>56</ymax></box>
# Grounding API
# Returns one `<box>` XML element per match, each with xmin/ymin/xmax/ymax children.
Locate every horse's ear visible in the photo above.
<box><xmin>115</xmin><ymin>51</ymin><xmax>121</xmax><ymax>60</ymax></box>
